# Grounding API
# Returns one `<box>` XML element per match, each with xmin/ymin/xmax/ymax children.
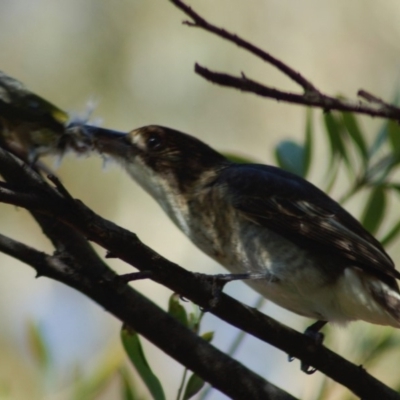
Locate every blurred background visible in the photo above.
<box><xmin>1</xmin><ymin>0</ymin><xmax>400</xmax><ymax>399</ymax></box>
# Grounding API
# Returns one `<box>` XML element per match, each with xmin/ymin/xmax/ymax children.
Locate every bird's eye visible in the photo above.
<box><xmin>146</xmin><ymin>134</ymin><xmax>163</xmax><ymax>151</ymax></box>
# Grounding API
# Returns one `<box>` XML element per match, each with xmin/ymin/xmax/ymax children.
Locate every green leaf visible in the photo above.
<box><xmin>26</xmin><ymin>320</ymin><xmax>50</xmax><ymax>370</ymax></box>
<box><xmin>121</xmin><ymin>326</ymin><xmax>165</xmax><ymax>400</ymax></box>
<box><xmin>370</xmin><ymin>123</ymin><xmax>389</xmax><ymax>157</ymax></box>
<box><xmin>360</xmin><ymin>186</ymin><xmax>386</xmax><ymax>235</ymax></box>
<box><xmin>187</xmin><ymin>308</ymin><xmax>204</xmax><ymax>333</ymax></box>
<box><xmin>201</xmin><ymin>331</ymin><xmax>214</xmax><ymax>342</ymax></box>
<box><xmin>386</xmin><ymin>183</ymin><xmax>400</xmax><ymax>192</ymax></box>
<box><xmin>182</xmin><ymin>374</ymin><xmax>205</xmax><ymax>400</ymax></box>
<box><xmin>380</xmin><ymin>219</ymin><xmax>400</xmax><ymax>247</ymax></box>
<box><xmin>119</xmin><ymin>367</ymin><xmax>140</xmax><ymax>400</ymax></box>
<box><xmin>275</xmin><ymin>140</ymin><xmax>306</xmax><ymax>177</ymax></box>
<box><xmin>388</xmin><ymin>120</ymin><xmax>400</xmax><ymax>155</ymax></box>
<box><xmin>168</xmin><ymin>293</ymin><xmax>189</xmax><ymax>327</ymax></box>
<box><xmin>341</xmin><ymin>112</ymin><xmax>368</xmax><ymax>163</ymax></box>
<box><xmin>368</xmin><ymin>154</ymin><xmax>400</xmax><ymax>186</ymax></box>
<box><xmin>323</xmin><ymin>112</ymin><xmax>350</xmax><ymax>167</ymax></box>
<box><xmin>303</xmin><ymin>108</ymin><xmax>313</xmax><ymax>177</ymax></box>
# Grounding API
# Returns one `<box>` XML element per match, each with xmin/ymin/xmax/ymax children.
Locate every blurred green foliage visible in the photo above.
<box><xmin>275</xmin><ymin>109</ymin><xmax>400</xmax><ymax>400</ymax></box>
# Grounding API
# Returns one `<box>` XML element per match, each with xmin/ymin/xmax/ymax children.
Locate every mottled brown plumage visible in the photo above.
<box><xmin>90</xmin><ymin>124</ymin><xmax>400</xmax><ymax>329</ymax></box>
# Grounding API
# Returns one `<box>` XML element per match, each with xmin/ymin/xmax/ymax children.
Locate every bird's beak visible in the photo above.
<box><xmin>81</xmin><ymin>125</ymin><xmax>132</xmax><ymax>158</ymax></box>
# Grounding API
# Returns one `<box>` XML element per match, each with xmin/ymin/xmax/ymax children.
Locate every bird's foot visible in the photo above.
<box><xmin>194</xmin><ymin>273</ymin><xmax>231</xmax><ymax>309</ymax></box>
<box><xmin>194</xmin><ymin>272</ymin><xmax>270</xmax><ymax>309</ymax></box>
<box><xmin>289</xmin><ymin>320</ymin><xmax>327</xmax><ymax>374</ymax></box>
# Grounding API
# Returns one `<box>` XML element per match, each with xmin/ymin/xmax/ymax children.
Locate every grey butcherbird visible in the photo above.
<box><xmin>85</xmin><ymin>124</ymin><xmax>400</xmax><ymax>371</ymax></box>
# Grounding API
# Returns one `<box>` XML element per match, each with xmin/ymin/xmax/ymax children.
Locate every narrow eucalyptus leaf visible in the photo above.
<box><xmin>323</xmin><ymin>112</ymin><xmax>351</xmax><ymax>171</ymax></box>
<box><xmin>341</xmin><ymin>112</ymin><xmax>368</xmax><ymax>162</ymax></box>
<box><xmin>168</xmin><ymin>293</ymin><xmax>189</xmax><ymax>327</ymax></box>
<box><xmin>370</xmin><ymin>123</ymin><xmax>389</xmax><ymax>157</ymax></box>
<box><xmin>201</xmin><ymin>331</ymin><xmax>214</xmax><ymax>342</ymax></box>
<box><xmin>388</xmin><ymin>120</ymin><xmax>400</xmax><ymax>155</ymax></box>
<box><xmin>183</xmin><ymin>374</ymin><xmax>205</xmax><ymax>400</ymax></box>
<box><xmin>303</xmin><ymin>108</ymin><xmax>313</xmax><ymax>177</ymax></box>
<box><xmin>121</xmin><ymin>327</ymin><xmax>166</xmax><ymax>400</ymax></box>
<box><xmin>385</xmin><ymin>183</ymin><xmax>400</xmax><ymax>193</ymax></box>
<box><xmin>361</xmin><ymin>186</ymin><xmax>386</xmax><ymax>235</ymax></box>
<box><xmin>381</xmin><ymin>220</ymin><xmax>400</xmax><ymax>247</ymax></box>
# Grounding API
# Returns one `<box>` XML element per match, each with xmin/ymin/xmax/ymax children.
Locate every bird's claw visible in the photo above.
<box><xmin>288</xmin><ymin>320</ymin><xmax>326</xmax><ymax>374</ymax></box>
<box><xmin>304</xmin><ymin>328</ymin><xmax>325</xmax><ymax>345</ymax></box>
<box><xmin>194</xmin><ymin>273</ymin><xmax>228</xmax><ymax>309</ymax></box>
<box><xmin>287</xmin><ymin>354</ymin><xmax>317</xmax><ymax>374</ymax></box>
<box><xmin>301</xmin><ymin>364</ymin><xmax>317</xmax><ymax>374</ymax></box>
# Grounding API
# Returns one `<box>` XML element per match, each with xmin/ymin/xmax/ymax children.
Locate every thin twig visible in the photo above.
<box><xmin>195</xmin><ymin>64</ymin><xmax>400</xmax><ymax>119</ymax></box>
<box><xmin>170</xmin><ymin>0</ymin><xmax>400</xmax><ymax>121</ymax></box>
<box><xmin>170</xmin><ymin>0</ymin><xmax>318</xmax><ymax>94</ymax></box>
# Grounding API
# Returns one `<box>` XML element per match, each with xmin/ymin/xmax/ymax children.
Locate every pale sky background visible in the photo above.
<box><xmin>1</xmin><ymin>1</ymin><xmax>400</xmax><ymax>399</ymax></box>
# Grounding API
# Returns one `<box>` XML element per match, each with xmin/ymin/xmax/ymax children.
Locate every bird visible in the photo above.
<box><xmin>85</xmin><ymin>124</ymin><xmax>400</xmax><ymax>371</ymax></box>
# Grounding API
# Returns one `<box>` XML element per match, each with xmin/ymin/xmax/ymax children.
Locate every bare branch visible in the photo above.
<box><xmin>171</xmin><ymin>0</ymin><xmax>318</xmax><ymax>94</ymax></box>
<box><xmin>170</xmin><ymin>0</ymin><xmax>400</xmax><ymax>121</ymax></box>
<box><xmin>195</xmin><ymin>64</ymin><xmax>400</xmax><ymax>119</ymax></box>
<box><xmin>0</xmin><ymin>233</ymin><xmax>292</xmax><ymax>400</ymax></box>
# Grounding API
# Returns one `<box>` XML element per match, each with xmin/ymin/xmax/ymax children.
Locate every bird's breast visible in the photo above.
<box><xmin>186</xmin><ymin>196</ymin><xmax>329</xmax><ymax>283</ymax></box>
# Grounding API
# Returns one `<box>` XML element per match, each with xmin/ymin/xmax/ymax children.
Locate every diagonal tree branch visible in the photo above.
<box><xmin>0</xmin><ymin>148</ymin><xmax>398</xmax><ymax>400</ymax></box>
<box><xmin>0</xmin><ymin>233</ymin><xmax>294</xmax><ymax>400</ymax></box>
<box><xmin>169</xmin><ymin>0</ymin><xmax>400</xmax><ymax>121</ymax></box>
<box><xmin>170</xmin><ymin>0</ymin><xmax>318</xmax><ymax>94</ymax></box>
<box><xmin>0</xmin><ymin>148</ymin><xmax>296</xmax><ymax>400</ymax></box>
<box><xmin>194</xmin><ymin>64</ymin><xmax>400</xmax><ymax>119</ymax></box>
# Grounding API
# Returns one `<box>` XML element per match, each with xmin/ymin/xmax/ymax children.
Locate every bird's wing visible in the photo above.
<box><xmin>219</xmin><ymin>164</ymin><xmax>399</xmax><ymax>282</ymax></box>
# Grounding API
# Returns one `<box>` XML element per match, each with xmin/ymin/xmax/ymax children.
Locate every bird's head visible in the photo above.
<box><xmin>86</xmin><ymin>125</ymin><xmax>228</xmax><ymax>198</ymax></box>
